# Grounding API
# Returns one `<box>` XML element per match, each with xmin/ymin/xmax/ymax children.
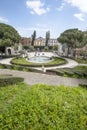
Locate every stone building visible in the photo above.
<box><xmin>21</xmin><ymin>37</ymin><xmax>31</xmax><ymax>47</ymax></box>
<box><xmin>48</xmin><ymin>39</ymin><xmax>58</xmax><ymax>46</ymax></box>
<box><xmin>34</xmin><ymin>37</ymin><xmax>45</xmax><ymax>46</ymax></box>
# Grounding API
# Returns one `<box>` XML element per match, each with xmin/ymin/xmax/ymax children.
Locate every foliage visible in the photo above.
<box><xmin>0</xmin><ymin>84</ymin><xmax>87</xmax><ymax>129</ymax></box>
<box><xmin>0</xmin><ymin>76</ymin><xmax>24</xmax><ymax>87</ymax></box>
<box><xmin>31</xmin><ymin>30</ymin><xmax>36</xmax><ymax>46</ymax></box>
<box><xmin>46</xmin><ymin>31</ymin><xmax>50</xmax><ymax>46</ymax></box>
<box><xmin>53</xmin><ymin>45</ymin><xmax>58</xmax><ymax>50</ymax></box>
<box><xmin>47</xmin><ymin>66</ymin><xmax>87</xmax><ymax>79</ymax></box>
<box><xmin>58</xmin><ymin>28</ymin><xmax>87</xmax><ymax>48</ymax></box>
<box><xmin>0</xmin><ymin>63</ymin><xmax>41</xmax><ymax>73</ymax></box>
<box><xmin>73</xmin><ymin>58</ymin><xmax>87</xmax><ymax>64</ymax></box>
<box><xmin>0</xmin><ymin>54</ymin><xmax>20</xmax><ymax>58</ymax></box>
<box><xmin>0</xmin><ymin>23</ymin><xmax>20</xmax><ymax>48</ymax></box>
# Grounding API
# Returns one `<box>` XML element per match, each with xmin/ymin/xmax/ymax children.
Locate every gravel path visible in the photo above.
<box><xmin>0</xmin><ymin>69</ymin><xmax>87</xmax><ymax>87</ymax></box>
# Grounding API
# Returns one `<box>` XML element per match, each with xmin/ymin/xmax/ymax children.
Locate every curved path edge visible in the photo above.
<box><xmin>0</xmin><ymin>56</ymin><xmax>79</xmax><ymax>71</ymax></box>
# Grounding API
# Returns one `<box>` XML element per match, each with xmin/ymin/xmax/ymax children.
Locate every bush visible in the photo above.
<box><xmin>0</xmin><ymin>76</ymin><xmax>24</xmax><ymax>87</ymax></box>
<box><xmin>46</xmin><ymin>69</ymin><xmax>64</xmax><ymax>76</ymax></box>
<box><xmin>1</xmin><ymin>54</ymin><xmax>20</xmax><ymax>58</ymax></box>
<box><xmin>47</xmin><ymin>66</ymin><xmax>87</xmax><ymax>79</ymax></box>
<box><xmin>0</xmin><ymin>63</ymin><xmax>42</xmax><ymax>73</ymax></box>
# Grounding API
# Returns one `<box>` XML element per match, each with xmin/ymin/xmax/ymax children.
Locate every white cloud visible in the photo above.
<box><xmin>64</xmin><ymin>0</ymin><xmax>87</xmax><ymax>21</ymax></box>
<box><xmin>74</xmin><ymin>13</ymin><xmax>85</xmax><ymax>21</ymax></box>
<box><xmin>64</xmin><ymin>0</ymin><xmax>87</xmax><ymax>13</ymax></box>
<box><xmin>26</xmin><ymin>0</ymin><xmax>50</xmax><ymax>15</ymax></box>
<box><xmin>30</xmin><ymin>11</ymin><xmax>34</xmax><ymax>15</ymax></box>
<box><xmin>0</xmin><ymin>17</ymin><xmax>8</xmax><ymax>23</ymax></box>
<box><xmin>56</xmin><ymin>2</ymin><xmax>65</xmax><ymax>11</ymax></box>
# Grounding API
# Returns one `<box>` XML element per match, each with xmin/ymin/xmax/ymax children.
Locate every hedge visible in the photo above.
<box><xmin>46</xmin><ymin>69</ymin><xmax>87</xmax><ymax>79</ymax></box>
<box><xmin>0</xmin><ymin>63</ymin><xmax>42</xmax><ymax>73</ymax></box>
<box><xmin>0</xmin><ymin>76</ymin><xmax>24</xmax><ymax>87</ymax></box>
<box><xmin>0</xmin><ymin>54</ymin><xmax>20</xmax><ymax>59</ymax></box>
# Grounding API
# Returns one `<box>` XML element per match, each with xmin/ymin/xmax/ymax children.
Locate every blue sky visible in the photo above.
<box><xmin>0</xmin><ymin>0</ymin><xmax>87</xmax><ymax>38</ymax></box>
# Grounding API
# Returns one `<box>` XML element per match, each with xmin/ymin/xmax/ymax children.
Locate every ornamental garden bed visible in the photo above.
<box><xmin>10</xmin><ymin>57</ymin><xmax>67</xmax><ymax>67</ymax></box>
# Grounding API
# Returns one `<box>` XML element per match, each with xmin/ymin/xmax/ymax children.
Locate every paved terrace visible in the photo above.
<box><xmin>0</xmin><ymin>69</ymin><xmax>87</xmax><ymax>86</ymax></box>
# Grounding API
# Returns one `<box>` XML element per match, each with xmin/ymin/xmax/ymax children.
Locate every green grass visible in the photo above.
<box><xmin>11</xmin><ymin>57</ymin><xmax>66</xmax><ymax>67</ymax></box>
<box><xmin>72</xmin><ymin>65</ymin><xmax>87</xmax><ymax>72</ymax></box>
<box><xmin>0</xmin><ymin>83</ymin><xmax>87</xmax><ymax>129</ymax></box>
<box><xmin>74</xmin><ymin>58</ymin><xmax>87</xmax><ymax>64</ymax></box>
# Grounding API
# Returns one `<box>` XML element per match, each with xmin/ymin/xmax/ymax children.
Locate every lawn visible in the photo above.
<box><xmin>0</xmin><ymin>83</ymin><xmax>87</xmax><ymax>130</ymax></box>
<box><xmin>11</xmin><ymin>57</ymin><xmax>66</xmax><ymax>67</ymax></box>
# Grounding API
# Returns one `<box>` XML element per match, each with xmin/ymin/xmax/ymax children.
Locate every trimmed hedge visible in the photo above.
<box><xmin>0</xmin><ymin>63</ymin><xmax>42</xmax><ymax>73</ymax></box>
<box><xmin>0</xmin><ymin>54</ymin><xmax>20</xmax><ymax>59</ymax></box>
<box><xmin>0</xmin><ymin>76</ymin><xmax>24</xmax><ymax>87</ymax></box>
<box><xmin>46</xmin><ymin>68</ymin><xmax>87</xmax><ymax>79</ymax></box>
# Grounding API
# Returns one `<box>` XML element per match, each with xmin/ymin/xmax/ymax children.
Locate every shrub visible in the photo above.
<box><xmin>0</xmin><ymin>63</ymin><xmax>42</xmax><ymax>73</ymax></box>
<box><xmin>1</xmin><ymin>54</ymin><xmax>20</xmax><ymax>58</ymax></box>
<box><xmin>0</xmin><ymin>76</ymin><xmax>24</xmax><ymax>87</ymax></box>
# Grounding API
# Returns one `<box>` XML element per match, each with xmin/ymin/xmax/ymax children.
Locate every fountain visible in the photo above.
<box><xmin>29</xmin><ymin>55</ymin><xmax>51</xmax><ymax>63</ymax></box>
<box><xmin>27</xmin><ymin>51</ymin><xmax>53</xmax><ymax>63</ymax></box>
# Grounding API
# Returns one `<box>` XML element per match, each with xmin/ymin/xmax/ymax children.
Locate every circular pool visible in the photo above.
<box><xmin>28</xmin><ymin>56</ymin><xmax>52</xmax><ymax>63</ymax></box>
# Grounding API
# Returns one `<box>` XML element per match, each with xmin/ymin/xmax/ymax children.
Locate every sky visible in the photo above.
<box><xmin>0</xmin><ymin>0</ymin><xmax>87</xmax><ymax>38</ymax></box>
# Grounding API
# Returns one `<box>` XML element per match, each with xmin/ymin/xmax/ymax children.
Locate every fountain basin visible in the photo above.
<box><xmin>28</xmin><ymin>56</ymin><xmax>52</xmax><ymax>63</ymax></box>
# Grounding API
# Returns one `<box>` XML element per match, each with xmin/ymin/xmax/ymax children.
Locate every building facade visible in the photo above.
<box><xmin>48</xmin><ymin>39</ymin><xmax>58</xmax><ymax>46</ymax></box>
<box><xmin>34</xmin><ymin>37</ymin><xmax>59</xmax><ymax>46</ymax></box>
<box><xmin>34</xmin><ymin>37</ymin><xmax>45</xmax><ymax>46</ymax></box>
<box><xmin>21</xmin><ymin>37</ymin><xmax>31</xmax><ymax>46</ymax></box>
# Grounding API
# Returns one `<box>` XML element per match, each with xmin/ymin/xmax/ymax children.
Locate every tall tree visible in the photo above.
<box><xmin>45</xmin><ymin>31</ymin><xmax>50</xmax><ymax>46</ymax></box>
<box><xmin>31</xmin><ymin>30</ymin><xmax>36</xmax><ymax>46</ymax></box>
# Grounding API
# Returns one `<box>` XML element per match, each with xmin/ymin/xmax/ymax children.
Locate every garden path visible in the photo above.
<box><xmin>0</xmin><ymin>69</ymin><xmax>87</xmax><ymax>86</ymax></box>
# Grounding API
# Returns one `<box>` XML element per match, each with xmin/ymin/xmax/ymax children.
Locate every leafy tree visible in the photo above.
<box><xmin>46</xmin><ymin>31</ymin><xmax>50</xmax><ymax>46</ymax></box>
<box><xmin>57</xmin><ymin>28</ymin><xmax>86</xmax><ymax>48</ymax></box>
<box><xmin>82</xmin><ymin>31</ymin><xmax>87</xmax><ymax>46</ymax></box>
<box><xmin>31</xmin><ymin>30</ymin><xmax>36</xmax><ymax>46</ymax></box>
<box><xmin>53</xmin><ymin>45</ymin><xmax>58</xmax><ymax>51</ymax></box>
<box><xmin>0</xmin><ymin>23</ymin><xmax>20</xmax><ymax>54</ymax></box>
